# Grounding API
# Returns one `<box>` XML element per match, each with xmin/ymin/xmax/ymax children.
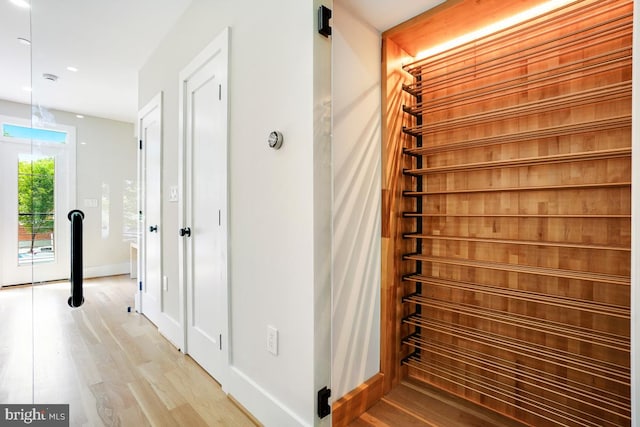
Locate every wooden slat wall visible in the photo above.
<box><xmin>392</xmin><ymin>1</ymin><xmax>632</xmax><ymax>426</ymax></box>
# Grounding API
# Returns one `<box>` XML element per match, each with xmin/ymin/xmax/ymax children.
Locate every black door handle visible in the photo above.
<box><xmin>179</xmin><ymin>227</ymin><xmax>191</xmax><ymax>237</ymax></box>
<box><xmin>149</xmin><ymin>225</ymin><xmax>158</xmax><ymax>232</ymax></box>
<box><xmin>68</xmin><ymin>209</ymin><xmax>85</xmax><ymax>308</ymax></box>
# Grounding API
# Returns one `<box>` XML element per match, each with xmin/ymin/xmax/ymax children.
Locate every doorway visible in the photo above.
<box><xmin>138</xmin><ymin>93</ymin><xmax>163</xmax><ymax>326</ymax></box>
<box><xmin>0</xmin><ymin>117</ymin><xmax>75</xmax><ymax>287</ymax></box>
<box><xmin>178</xmin><ymin>28</ymin><xmax>230</xmax><ymax>384</ymax></box>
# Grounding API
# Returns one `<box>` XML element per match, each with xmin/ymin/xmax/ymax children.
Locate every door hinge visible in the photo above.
<box><xmin>318</xmin><ymin>5</ymin><xmax>332</xmax><ymax>38</ymax></box>
<box><xmin>219</xmin><ymin>84</ymin><xmax>222</xmax><ymax>100</ymax></box>
<box><xmin>218</xmin><ymin>209</ymin><xmax>221</xmax><ymax>226</ymax></box>
<box><xmin>139</xmin><ymin>281</ymin><xmax>142</xmax><ymax>291</ymax></box>
<box><xmin>219</xmin><ymin>334</ymin><xmax>222</xmax><ymax>350</ymax></box>
<box><xmin>317</xmin><ymin>386</ymin><xmax>331</xmax><ymax>419</ymax></box>
<box><xmin>139</xmin><ymin>139</ymin><xmax>143</xmax><ymax>150</ymax></box>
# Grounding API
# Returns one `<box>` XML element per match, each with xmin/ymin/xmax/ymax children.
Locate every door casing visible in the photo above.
<box><xmin>137</xmin><ymin>93</ymin><xmax>163</xmax><ymax>325</ymax></box>
<box><xmin>0</xmin><ymin>115</ymin><xmax>76</xmax><ymax>286</ymax></box>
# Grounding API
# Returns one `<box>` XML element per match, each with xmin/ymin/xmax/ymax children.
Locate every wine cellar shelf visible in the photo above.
<box><xmin>396</xmin><ymin>1</ymin><xmax>632</xmax><ymax>426</ymax></box>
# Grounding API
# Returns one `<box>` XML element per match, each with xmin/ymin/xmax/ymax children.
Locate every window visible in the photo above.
<box><xmin>2</xmin><ymin>123</ymin><xmax>67</xmax><ymax>143</ymax></box>
<box><xmin>17</xmin><ymin>155</ymin><xmax>56</xmax><ymax>265</ymax></box>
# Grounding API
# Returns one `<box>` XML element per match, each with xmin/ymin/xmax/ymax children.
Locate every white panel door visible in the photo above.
<box><xmin>138</xmin><ymin>94</ymin><xmax>162</xmax><ymax>325</ymax></box>
<box><xmin>180</xmin><ymin>29</ymin><xmax>229</xmax><ymax>383</ymax></box>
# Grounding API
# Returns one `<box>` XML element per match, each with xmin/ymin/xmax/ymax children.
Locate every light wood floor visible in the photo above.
<box><xmin>349</xmin><ymin>379</ymin><xmax>527</xmax><ymax>427</ymax></box>
<box><xmin>0</xmin><ymin>275</ymin><xmax>257</xmax><ymax>427</ymax></box>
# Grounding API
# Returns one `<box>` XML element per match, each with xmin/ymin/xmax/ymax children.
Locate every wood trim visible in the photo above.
<box><xmin>332</xmin><ymin>373</ymin><xmax>384</xmax><ymax>427</ymax></box>
<box><xmin>383</xmin><ymin>0</ymin><xmax>550</xmax><ymax>56</ymax></box>
<box><xmin>380</xmin><ymin>35</ymin><xmax>415</xmax><ymax>394</ymax></box>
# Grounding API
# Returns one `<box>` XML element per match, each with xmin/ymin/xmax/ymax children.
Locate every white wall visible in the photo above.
<box><xmin>0</xmin><ymin>99</ymin><xmax>136</xmax><ymax>277</ymax></box>
<box><xmin>138</xmin><ymin>0</ymin><xmax>332</xmax><ymax>425</ymax></box>
<box><xmin>331</xmin><ymin>1</ymin><xmax>382</xmax><ymax>399</ymax></box>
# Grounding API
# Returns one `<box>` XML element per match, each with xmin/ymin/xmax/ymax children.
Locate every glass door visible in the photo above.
<box><xmin>22</xmin><ymin>1</ymin><xmax>165</xmax><ymax>423</ymax></box>
<box><xmin>2</xmin><ymin>1</ymin><xmax>188</xmax><ymax>424</ymax></box>
<box><xmin>0</xmin><ymin>0</ymin><xmax>35</xmax><ymax>408</ymax></box>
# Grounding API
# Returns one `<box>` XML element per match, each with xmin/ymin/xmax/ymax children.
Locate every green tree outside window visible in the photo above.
<box><xmin>18</xmin><ymin>157</ymin><xmax>55</xmax><ymax>255</ymax></box>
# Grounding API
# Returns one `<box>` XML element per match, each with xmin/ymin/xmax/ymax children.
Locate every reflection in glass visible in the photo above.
<box><xmin>17</xmin><ymin>154</ymin><xmax>55</xmax><ymax>265</ymax></box>
<box><xmin>122</xmin><ymin>179</ymin><xmax>137</xmax><ymax>242</ymax></box>
<box><xmin>101</xmin><ymin>183</ymin><xmax>110</xmax><ymax>239</ymax></box>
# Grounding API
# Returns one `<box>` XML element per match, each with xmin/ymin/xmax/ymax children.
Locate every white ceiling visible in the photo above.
<box><xmin>0</xmin><ymin>0</ymin><xmax>191</xmax><ymax>123</ymax></box>
<box><xmin>0</xmin><ymin>0</ymin><xmax>442</xmax><ymax>124</ymax></box>
<box><xmin>340</xmin><ymin>0</ymin><xmax>445</xmax><ymax>31</ymax></box>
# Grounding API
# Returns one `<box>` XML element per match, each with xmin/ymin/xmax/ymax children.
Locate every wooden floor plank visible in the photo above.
<box><xmin>127</xmin><ymin>378</ymin><xmax>179</xmax><ymax>427</ymax></box>
<box><xmin>349</xmin><ymin>416</ymin><xmax>377</xmax><ymax>427</ymax></box>
<box><xmin>170</xmin><ymin>403</ymin><xmax>210</xmax><ymax>427</ymax></box>
<box><xmin>367</xmin><ymin>401</ymin><xmax>436</xmax><ymax>426</ymax></box>
<box><xmin>138</xmin><ymin>361</ymin><xmax>188</xmax><ymax>410</ymax></box>
<box><xmin>350</xmin><ymin>380</ymin><xmax>527</xmax><ymax>427</ymax></box>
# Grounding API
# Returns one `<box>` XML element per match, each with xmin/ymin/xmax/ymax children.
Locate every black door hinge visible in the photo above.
<box><xmin>139</xmin><ymin>281</ymin><xmax>142</xmax><ymax>291</ymax></box>
<box><xmin>318</xmin><ymin>6</ymin><xmax>332</xmax><ymax>37</ymax></box>
<box><xmin>317</xmin><ymin>386</ymin><xmax>331</xmax><ymax>419</ymax></box>
<box><xmin>139</xmin><ymin>139</ymin><xmax>143</xmax><ymax>150</ymax></box>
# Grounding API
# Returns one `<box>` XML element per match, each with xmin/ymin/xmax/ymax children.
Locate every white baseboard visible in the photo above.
<box><xmin>157</xmin><ymin>313</ymin><xmax>183</xmax><ymax>351</ymax></box>
<box><xmin>226</xmin><ymin>366</ymin><xmax>311</xmax><ymax>427</ymax></box>
<box><xmin>84</xmin><ymin>262</ymin><xmax>130</xmax><ymax>279</ymax></box>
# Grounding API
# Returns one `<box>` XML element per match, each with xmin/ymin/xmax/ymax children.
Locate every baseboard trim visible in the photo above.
<box><xmin>226</xmin><ymin>366</ymin><xmax>310</xmax><ymax>427</ymax></box>
<box><xmin>157</xmin><ymin>313</ymin><xmax>183</xmax><ymax>351</ymax></box>
<box><xmin>84</xmin><ymin>262</ymin><xmax>129</xmax><ymax>278</ymax></box>
<box><xmin>332</xmin><ymin>373</ymin><xmax>384</xmax><ymax>427</ymax></box>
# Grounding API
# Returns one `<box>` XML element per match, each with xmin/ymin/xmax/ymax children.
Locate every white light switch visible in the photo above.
<box><xmin>169</xmin><ymin>185</ymin><xmax>178</xmax><ymax>202</ymax></box>
<box><xmin>83</xmin><ymin>198</ymin><xmax>98</xmax><ymax>208</ymax></box>
<box><xmin>266</xmin><ymin>325</ymin><xmax>278</xmax><ymax>356</ymax></box>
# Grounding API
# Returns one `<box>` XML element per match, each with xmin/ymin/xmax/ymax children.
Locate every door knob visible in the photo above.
<box><xmin>149</xmin><ymin>225</ymin><xmax>158</xmax><ymax>232</ymax></box>
<box><xmin>179</xmin><ymin>227</ymin><xmax>191</xmax><ymax>237</ymax></box>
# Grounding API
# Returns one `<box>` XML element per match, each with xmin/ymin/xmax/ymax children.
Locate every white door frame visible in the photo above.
<box><xmin>178</xmin><ymin>27</ymin><xmax>230</xmax><ymax>382</ymax></box>
<box><xmin>0</xmin><ymin>115</ymin><xmax>76</xmax><ymax>286</ymax></box>
<box><xmin>137</xmin><ymin>92</ymin><xmax>163</xmax><ymax>323</ymax></box>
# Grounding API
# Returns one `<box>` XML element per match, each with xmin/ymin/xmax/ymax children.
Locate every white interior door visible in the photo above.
<box><xmin>179</xmin><ymin>28</ymin><xmax>229</xmax><ymax>383</ymax></box>
<box><xmin>0</xmin><ymin>117</ymin><xmax>75</xmax><ymax>287</ymax></box>
<box><xmin>138</xmin><ymin>94</ymin><xmax>163</xmax><ymax>325</ymax></box>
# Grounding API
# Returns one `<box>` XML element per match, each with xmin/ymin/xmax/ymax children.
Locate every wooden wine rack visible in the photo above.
<box><xmin>394</xmin><ymin>0</ymin><xmax>632</xmax><ymax>425</ymax></box>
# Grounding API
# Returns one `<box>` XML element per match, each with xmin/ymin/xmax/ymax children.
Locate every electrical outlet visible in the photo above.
<box><xmin>266</xmin><ymin>325</ymin><xmax>278</xmax><ymax>355</ymax></box>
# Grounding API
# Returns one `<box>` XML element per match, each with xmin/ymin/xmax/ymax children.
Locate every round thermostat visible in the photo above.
<box><xmin>268</xmin><ymin>131</ymin><xmax>283</xmax><ymax>149</ymax></box>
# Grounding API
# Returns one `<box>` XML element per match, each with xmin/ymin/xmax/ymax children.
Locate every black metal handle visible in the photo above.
<box><xmin>67</xmin><ymin>209</ymin><xmax>85</xmax><ymax>308</ymax></box>
<box><xmin>179</xmin><ymin>227</ymin><xmax>191</xmax><ymax>237</ymax></box>
<box><xmin>149</xmin><ymin>225</ymin><xmax>158</xmax><ymax>232</ymax></box>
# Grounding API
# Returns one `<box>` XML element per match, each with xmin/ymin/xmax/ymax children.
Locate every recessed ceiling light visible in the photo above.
<box><xmin>22</xmin><ymin>86</ymin><xmax>32</xmax><ymax>92</ymax></box>
<box><xmin>17</xmin><ymin>37</ymin><xmax>31</xmax><ymax>45</ymax></box>
<box><xmin>10</xmin><ymin>0</ymin><xmax>30</xmax><ymax>9</ymax></box>
<box><xmin>43</xmin><ymin>73</ymin><xmax>58</xmax><ymax>82</ymax></box>
<box><xmin>80</xmin><ymin>142</ymin><xmax>87</xmax><ymax>145</ymax></box>
<box><xmin>66</xmin><ymin>66</ymin><xmax>78</xmax><ymax>72</ymax></box>
<box><xmin>76</xmin><ymin>115</ymin><xmax>84</xmax><ymax>119</ymax></box>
